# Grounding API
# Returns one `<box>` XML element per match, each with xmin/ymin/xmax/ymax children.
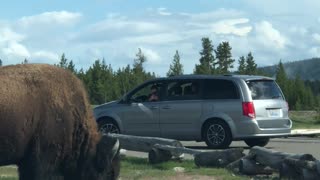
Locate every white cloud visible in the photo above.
<box><xmin>122</xmin><ymin>33</ymin><xmax>184</xmax><ymax>45</ymax></box>
<box><xmin>2</xmin><ymin>42</ymin><xmax>30</xmax><ymax>58</ymax></box>
<box><xmin>18</xmin><ymin>11</ymin><xmax>82</xmax><ymax>27</ymax></box>
<box><xmin>187</xmin><ymin>8</ymin><xmax>245</xmax><ymax>21</ymax></box>
<box><xmin>309</xmin><ymin>47</ymin><xmax>320</xmax><ymax>56</ymax></box>
<box><xmin>32</xmin><ymin>51</ymin><xmax>59</xmax><ymax>61</ymax></box>
<box><xmin>140</xmin><ymin>47</ymin><xmax>161</xmax><ymax>64</ymax></box>
<box><xmin>0</xmin><ymin>28</ymin><xmax>25</xmax><ymax>43</ymax></box>
<box><xmin>157</xmin><ymin>8</ymin><xmax>172</xmax><ymax>16</ymax></box>
<box><xmin>211</xmin><ymin>18</ymin><xmax>252</xmax><ymax>36</ymax></box>
<box><xmin>254</xmin><ymin>21</ymin><xmax>288</xmax><ymax>49</ymax></box>
<box><xmin>90</xmin><ymin>15</ymin><xmax>165</xmax><ymax>33</ymax></box>
<box><xmin>312</xmin><ymin>33</ymin><xmax>320</xmax><ymax>43</ymax></box>
<box><xmin>289</xmin><ymin>26</ymin><xmax>308</xmax><ymax>36</ymax></box>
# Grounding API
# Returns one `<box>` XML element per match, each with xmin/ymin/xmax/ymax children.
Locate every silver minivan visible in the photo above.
<box><xmin>93</xmin><ymin>75</ymin><xmax>292</xmax><ymax>148</ymax></box>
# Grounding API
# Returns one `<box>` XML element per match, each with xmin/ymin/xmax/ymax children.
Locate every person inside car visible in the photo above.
<box><xmin>148</xmin><ymin>85</ymin><xmax>159</xmax><ymax>102</ymax></box>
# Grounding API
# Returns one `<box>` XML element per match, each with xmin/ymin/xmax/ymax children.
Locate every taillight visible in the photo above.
<box><xmin>242</xmin><ymin>102</ymin><xmax>256</xmax><ymax>119</ymax></box>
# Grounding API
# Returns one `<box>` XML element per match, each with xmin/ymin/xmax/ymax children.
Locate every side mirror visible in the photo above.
<box><xmin>121</xmin><ymin>95</ymin><xmax>130</xmax><ymax>104</ymax></box>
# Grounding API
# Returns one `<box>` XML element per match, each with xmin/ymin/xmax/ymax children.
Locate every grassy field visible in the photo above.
<box><xmin>0</xmin><ymin>156</ymin><xmax>272</xmax><ymax>180</ymax></box>
<box><xmin>289</xmin><ymin>111</ymin><xmax>320</xmax><ymax>129</ymax></box>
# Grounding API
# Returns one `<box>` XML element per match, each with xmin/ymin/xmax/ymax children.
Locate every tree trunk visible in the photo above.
<box><xmin>108</xmin><ymin>134</ymin><xmax>183</xmax><ymax>157</ymax></box>
<box><xmin>194</xmin><ymin>148</ymin><xmax>244</xmax><ymax>167</ymax></box>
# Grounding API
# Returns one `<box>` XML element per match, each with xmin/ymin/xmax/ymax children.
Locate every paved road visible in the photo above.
<box><xmin>122</xmin><ymin>137</ymin><xmax>320</xmax><ymax>159</ymax></box>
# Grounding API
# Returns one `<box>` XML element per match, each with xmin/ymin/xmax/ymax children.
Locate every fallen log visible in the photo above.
<box><xmin>108</xmin><ymin>133</ymin><xmax>183</xmax><ymax>157</ymax></box>
<box><xmin>148</xmin><ymin>148</ymin><xmax>172</xmax><ymax>164</ymax></box>
<box><xmin>280</xmin><ymin>158</ymin><xmax>320</xmax><ymax>180</ymax></box>
<box><xmin>153</xmin><ymin>144</ymin><xmax>200</xmax><ymax>155</ymax></box>
<box><xmin>194</xmin><ymin>148</ymin><xmax>244</xmax><ymax>167</ymax></box>
<box><xmin>248</xmin><ymin>146</ymin><xmax>314</xmax><ymax>170</ymax></box>
<box><xmin>226</xmin><ymin>153</ymin><xmax>255</xmax><ymax>172</ymax></box>
<box><xmin>239</xmin><ymin>158</ymin><xmax>273</xmax><ymax>175</ymax></box>
<box><xmin>151</xmin><ymin>144</ymin><xmax>244</xmax><ymax>167</ymax></box>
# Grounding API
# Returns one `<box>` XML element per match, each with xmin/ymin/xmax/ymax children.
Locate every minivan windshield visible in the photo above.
<box><xmin>246</xmin><ymin>80</ymin><xmax>284</xmax><ymax>100</ymax></box>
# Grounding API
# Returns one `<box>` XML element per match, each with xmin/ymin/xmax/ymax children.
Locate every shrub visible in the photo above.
<box><xmin>314</xmin><ymin>107</ymin><xmax>320</xmax><ymax>124</ymax></box>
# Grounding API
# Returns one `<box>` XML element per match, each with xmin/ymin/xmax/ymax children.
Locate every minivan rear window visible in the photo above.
<box><xmin>246</xmin><ymin>80</ymin><xmax>284</xmax><ymax>100</ymax></box>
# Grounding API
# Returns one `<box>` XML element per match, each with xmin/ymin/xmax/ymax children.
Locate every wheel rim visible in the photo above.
<box><xmin>207</xmin><ymin>124</ymin><xmax>225</xmax><ymax>145</ymax></box>
<box><xmin>100</xmin><ymin>123</ymin><xmax>119</xmax><ymax>134</ymax></box>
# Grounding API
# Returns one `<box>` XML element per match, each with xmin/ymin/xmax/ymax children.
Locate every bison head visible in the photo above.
<box><xmin>82</xmin><ymin>134</ymin><xmax>120</xmax><ymax>180</ymax></box>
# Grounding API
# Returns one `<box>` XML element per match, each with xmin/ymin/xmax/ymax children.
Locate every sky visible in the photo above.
<box><xmin>1</xmin><ymin>0</ymin><xmax>320</xmax><ymax>76</ymax></box>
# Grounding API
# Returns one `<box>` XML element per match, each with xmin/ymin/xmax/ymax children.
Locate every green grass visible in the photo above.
<box><xmin>0</xmin><ymin>157</ymin><xmax>257</xmax><ymax>180</ymax></box>
<box><xmin>289</xmin><ymin>111</ymin><xmax>320</xmax><ymax>129</ymax></box>
<box><xmin>0</xmin><ymin>166</ymin><xmax>18</xmax><ymax>180</ymax></box>
<box><xmin>120</xmin><ymin>156</ymin><xmax>248</xmax><ymax>180</ymax></box>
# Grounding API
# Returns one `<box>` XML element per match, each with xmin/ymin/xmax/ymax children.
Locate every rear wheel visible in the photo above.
<box><xmin>203</xmin><ymin>120</ymin><xmax>232</xmax><ymax>149</ymax></box>
<box><xmin>98</xmin><ymin>118</ymin><xmax>120</xmax><ymax>134</ymax></box>
<box><xmin>244</xmin><ymin>138</ymin><xmax>270</xmax><ymax>147</ymax></box>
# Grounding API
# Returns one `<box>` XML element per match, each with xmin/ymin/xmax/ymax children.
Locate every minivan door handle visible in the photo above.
<box><xmin>162</xmin><ymin>106</ymin><xmax>171</xmax><ymax>110</ymax></box>
<box><xmin>150</xmin><ymin>106</ymin><xmax>158</xmax><ymax>110</ymax></box>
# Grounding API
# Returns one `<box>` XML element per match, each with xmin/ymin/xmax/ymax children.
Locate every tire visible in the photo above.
<box><xmin>244</xmin><ymin>138</ymin><xmax>270</xmax><ymax>147</ymax></box>
<box><xmin>98</xmin><ymin>118</ymin><xmax>120</xmax><ymax>134</ymax></box>
<box><xmin>203</xmin><ymin>120</ymin><xmax>232</xmax><ymax>149</ymax></box>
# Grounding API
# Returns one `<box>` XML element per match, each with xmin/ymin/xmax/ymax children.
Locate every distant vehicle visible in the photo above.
<box><xmin>93</xmin><ymin>75</ymin><xmax>292</xmax><ymax>149</ymax></box>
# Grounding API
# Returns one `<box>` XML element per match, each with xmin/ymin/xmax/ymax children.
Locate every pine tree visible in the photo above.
<box><xmin>237</xmin><ymin>56</ymin><xmax>246</xmax><ymax>75</ymax></box>
<box><xmin>57</xmin><ymin>53</ymin><xmax>68</xmax><ymax>69</ymax></box>
<box><xmin>22</xmin><ymin>58</ymin><xmax>29</xmax><ymax>64</ymax></box>
<box><xmin>293</xmin><ymin>75</ymin><xmax>306</xmax><ymax>110</ymax></box>
<box><xmin>133</xmin><ymin>48</ymin><xmax>150</xmax><ymax>85</ymax></box>
<box><xmin>194</xmin><ymin>37</ymin><xmax>215</xmax><ymax>74</ymax></box>
<box><xmin>86</xmin><ymin>59</ymin><xmax>104</xmax><ymax>104</ymax></box>
<box><xmin>67</xmin><ymin>60</ymin><xmax>76</xmax><ymax>73</ymax></box>
<box><xmin>116</xmin><ymin>65</ymin><xmax>134</xmax><ymax>96</ymax></box>
<box><xmin>99</xmin><ymin>59</ymin><xmax>117</xmax><ymax>102</ymax></box>
<box><xmin>0</xmin><ymin>59</ymin><xmax>2</xmax><ymax>66</ymax></box>
<box><xmin>245</xmin><ymin>52</ymin><xmax>257</xmax><ymax>75</ymax></box>
<box><xmin>133</xmin><ymin>48</ymin><xmax>146</xmax><ymax>75</ymax></box>
<box><xmin>215</xmin><ymin>41</ymin><xmax>234</xmax><ymax>74</ymax></box>
<box><xmin>77</xmin><ymin>68</ymin><xmax>87</xmax><ymax>83</ymax></box>
<box><xmin>276</xmin><ymin>60</ymin><xmax>289</xmax><ymax>98</ymax></box>
<box><xmin>167</xmin><ymin>50</ymin><xmax>183</xmax><ymax>77</ymax></box>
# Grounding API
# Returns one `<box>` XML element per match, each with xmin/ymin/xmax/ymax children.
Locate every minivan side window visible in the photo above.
<box><xmin>165</xmin><ymin>81</ymin><xmax>201</xmax><ymax>100</ymax></box>
<box><xmin>203</xmin><ymin>79</ymin><xmax>239</xmax><ymax>99</ymax></box>
<box><xmin>128</xmin><ymin>82</ymin><xmax>163</xmax><ymax>103</ymax></box>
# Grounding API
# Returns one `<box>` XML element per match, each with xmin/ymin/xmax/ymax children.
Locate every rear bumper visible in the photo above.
<box><xmin>232</xmin><ymin>118</ymin><xmax>292</xmax><ymax>139</ymax></box>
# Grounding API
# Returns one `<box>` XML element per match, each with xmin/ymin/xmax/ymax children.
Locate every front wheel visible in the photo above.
<box><xmin>203</xmin><ymin>121</ymin><xmax>232</xmax><ymax>149</ymax></box>
<box><xmin>244</xmin><ymin>138</ymin><xmax>270</xmax><ymax>147</ymax></box>
<box><xmin>98</xmin><ymin>119</ymin><xmax>120</xmax><ymax>134</ymax></box>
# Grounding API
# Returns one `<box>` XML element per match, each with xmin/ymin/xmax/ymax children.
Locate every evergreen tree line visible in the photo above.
<box><xmin>275</xmin><ymin>61</ymin><xmax>320</xmax><ymax>110</ymax></box>
<box><xmin>55</xmin><ymin>49</ymin><xmax>155</xmax><ymax>105</ymax></box>
<box><xmin>0</xmin><ymin>37</ymin><xmax>319</xmax><ymax>110</ymax></box>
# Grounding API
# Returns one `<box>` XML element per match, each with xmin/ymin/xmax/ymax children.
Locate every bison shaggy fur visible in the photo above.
<box><xmin>0</xmin><ymin>64</ymin><xmax>120</xmax><ymax>180</ymax></box>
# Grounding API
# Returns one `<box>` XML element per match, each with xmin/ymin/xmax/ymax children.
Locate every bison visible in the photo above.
<box><xmin>0</xmin><ymin>64</ymin><xmax>120</xmax><ymax>180</ymax></box>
